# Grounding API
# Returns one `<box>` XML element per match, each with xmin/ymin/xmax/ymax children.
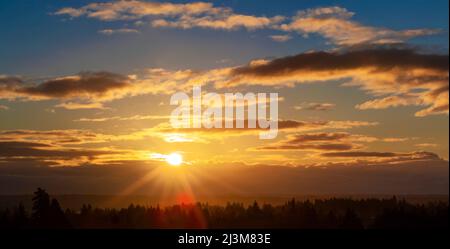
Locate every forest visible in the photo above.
<box><xmin>0</xmin><ymin>188</ymin><xmax>447</xmax><ymax>229</ymax></box>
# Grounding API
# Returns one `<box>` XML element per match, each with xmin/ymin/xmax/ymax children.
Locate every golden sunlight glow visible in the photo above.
<box><xmin>166</xmin><ymin>153</ymin><xmax>183</xmax><ymax>166</ymax></box>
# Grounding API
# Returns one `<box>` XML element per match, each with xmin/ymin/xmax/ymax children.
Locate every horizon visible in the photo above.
<box><xmin>1</xmin><ymin>190</ymin><xmax>448</xmax><ymax>211</ymax></box>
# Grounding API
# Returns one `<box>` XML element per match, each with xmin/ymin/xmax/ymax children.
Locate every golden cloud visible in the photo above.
<box><xmin>222</xmin><ymin>48</ymin><xmax>449</xmax><ymax>117</ymax></box>
<box><xmin>280</xmin><ymin>7</ymin><xmax>440</xmax><ymax>45</ymax></box>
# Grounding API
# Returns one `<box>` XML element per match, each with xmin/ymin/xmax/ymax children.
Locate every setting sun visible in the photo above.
<box><xmin>166</xmin><ymin>153</ymin><xmax>183</xmax><ymax>166</ymax></box>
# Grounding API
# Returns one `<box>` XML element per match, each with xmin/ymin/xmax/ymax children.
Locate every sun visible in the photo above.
<box><xmin>166</xmin><ymin>153</ymin><xmax>183</xmax><ymax>166</ymax></box>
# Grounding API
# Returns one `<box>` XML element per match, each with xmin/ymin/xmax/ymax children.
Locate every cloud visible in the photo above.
<box><xmin>0</xmin><ymin>129</ymin><xmax>112</xmax><ymax>145</ymax></box>
<box><xmin>152</xmin><ymin>14</ymin><xmax>284</xmax><ymax>31</ymax></box>
<box><xmin>356</xmin><ymin>94</ymin><xmax>422</xmax><ymax>110</ymax></box>
<box><xmin>230</xmin><ymin>48</ymin><xmax>448</xmax><ymax>79</ymax></box>
<box><xmin>19</xmin><ymin>72</ymin><xmax>130</xmax><ymax>99</ymax></box>
<box><xmin>155</xmin><ymin>119</ymin><xmax>377</xmax><ymax>135</ymax></box>
<box><xmin>321</xmin><ymin>151</ymin><xmax>441</xmax><ymax>160</ymax></box>
<box><xmin>280</xmin><ymin>7</ymin><xmax>440</xmax><ymax>46</ymax></box>
<box><xmin>0</xmin><ymin>72</ymin><xmax>132</xmax><ymax>101</ymax></box>
<box><xmin>0</xmin><ymin>128</ymin><xmax>182</xmax><ymax>149</ymax></box>
<box><xmin>0</xmin><ymin>105</ymin><xmax>8</xmax><ymax>110</ymax></box>
<box><xmin>0</xmin><ymin>129</ymin><xmax>168</xmax><ymax>166</ymax></box>
<box><xmin>98</xmin><ymin>28</ymin><xmax>140</xmax><ymax>35</ymax></box>
<box><xmin>55</xmin><ymin>3</ymin><xmax>439</xmax><ymax>46</ymax></box>
<box><xmin>73</xmin><ymin>115</ymin><xmax>170</xmax><ymax>122</ymax></box>
<box><xmin>255</xmin><ymin>132</ymin><xmax>379</xmax><ymax>152</ymax></box>
<box><xmin>294</xmin><ymin>102</ymin><xmax>336</xmax><ymax>111</ymax></box>
<box><xmin>56</xmin><ymin>1</ymin><xmax>284</xmax><ymax>31</ymax></box>
<box><xmin>148</xmin><ymin>119</ymin><xmax>378</xmax><ymax>144</ymax></box>
<box><xmin>0</xmin><ymin>70</ymin><xmax>192</xmax><ymax>109</ymax></box>
<box><xmin>254</xmin><ymin>131</ymin><xmax>419</xmax><ymax>153</ymax></box>
<box><xmin>55</xmin><ymin>102</ymin><xmax>106</xmax><ymax>110</ymax></box>
<box><xmin>55</xmin><ymin>1</ymin><xmax>219</xmax><ymax>21</ymax></box>
<box><xmin>4</xmin><ymin>48</ymin><xmax>446</xmax><ymax>116</ymax></box>
<box><xmin>382</xmin><ymin>137</ymin><xmax>411</xmax><ymax>143</ymax></box>
<box><xmin>260</xmin><ymin>143</ymin><xmax>357</xmax><ymax>152</ymax></box>
<box><xmin>123</xmin><ymin>48</ymin><xmax>446</xmax><ymax>119</ymax></box>
<box><xmin>0</xmin><ymin>141</ymin><xmax>121</xmax><ymax>167</ymax></box>
<box><xmin>278</xmin><ymin>132</ymin><xmax>356</xmax><ymax>142</ymax></box>
<box><xmin>49</xmin><ymin>4</ymin><xmax>448</xmax><ymax>117</ymax></box>
<box><xmin>269</xmin><ymin>35</ymin><xmax>292</xmax><ymax>42</ymax></box>
<box><xmin>224</xmin><ymin>48</ymin><xmax>449</xmax><ymax>117</ymax></box>
<box><xmin>415</xmin><ymin>143</ymin><xmax>439</xmax><ymax>148</ymax></box>
<box><xmin>54</xmin><ymin>7</ymin><xmax>85</xmax><ymax>18</ymax></box>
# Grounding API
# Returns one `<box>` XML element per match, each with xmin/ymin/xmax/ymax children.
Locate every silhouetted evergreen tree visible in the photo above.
<box><xmin>30</xmin><ymin>188</ymin><xmax>70</xmax><ymax>228</ymax></box>
<box><xmin>339</xmin><ymin>209</ymin><xmax>364</xmax><ymax>229</ymax></box>
<box><xmin>0</xmin><ymin>191</ymin><xmax>448</xmax><ymax>229</ymax></box>
<box><xmin>31</xmin><ymin>188</ymin><xmax>51</xmax><ymax>227</ymax></box>
<box><xmin>12</xmin><ymin>203</ymin><xmax>28</xmax><ymax>228</ymax></box>
<box><xmin>323</xmin><ymin>211</ymin><xmax>338</xmax><ymax>229</ymax></box>
<box><xmin>48</xmin><ymin>198</ymin><xmax>71</xmax><ymax>228</ymax></box>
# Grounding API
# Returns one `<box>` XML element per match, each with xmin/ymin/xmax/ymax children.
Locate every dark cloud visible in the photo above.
<box><xmin>288</xmin><ymin>132</ymin><xmax>351</xmax><ymax>143</ymax></box>
<box><xmin>321</xmin><ymin>151</ymin><xmax>441</xmax><ymax>160</ymax></box>
<box><xmin>223</xmin><ymin>48</ymin><xmax>449</xmax><ymax>117</ymax></box>
<box><xmin>322</xmin><ymin>152</ymin><xmax>400</xmax><ymax>158</ymax></box>
<box><xmin>0</xmin><ymin>129</ymin><xmax>106</xmax><ymax>145</ymax></box>
<box><xmin>0</xmin><ymin>141</ymin><xmax>118</xmax><ymax>159</ymax></box>
<box><xmin>15</xmin><ymin>72</ymin><xmax>130</xmax><ymax>98</ymax></box>
<box><xmin>255</xmin><ymin>132</ymin><xmax>373</xmax><ymax>151</ymax></box>
<box><xmin>1</xmin><ymin>70</ymin><xmax>189</xmax><ymax>109</ymax></box>
<box><xmin>232</xmin><ymin>49</ymin><xmax>448</xmax><ymax>77</ymax></box>
<box><xmin>296</xmin><ymin>102</ymin><xmax>336</xmax><ymax>111</ymax></box>
<box><xmin>260</xmin><ymin>143</ymin><xmax>355</xmax><ymax>151</ymax></box>
<box><xmin>0</xmin><ymin>72</ymin><xmax>137</xmax><ymax>109</ymax></box>
<box><xmin>0</xmin><ymin>75</ymin><xmax>22</xmax><ymax>86</ymax></box>
<box><xmin>154</xmin><ymin>120</ymin><xmax>376</xmax><ymax>141</ymax></box>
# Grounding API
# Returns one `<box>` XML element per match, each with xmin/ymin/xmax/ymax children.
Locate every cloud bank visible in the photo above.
<box><xmin>55</xmin><ymin>3</ymin><xmax>440</xmax><ymax>46</ymax></box>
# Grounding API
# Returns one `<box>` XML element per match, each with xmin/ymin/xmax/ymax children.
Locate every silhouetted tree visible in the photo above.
<box><xmin>1</xmin><ymin>191</ymin><xmax>448</xmax><ymax>229</ymax></box>
<box><xmin>339</xmin><ymin>209</ymin><xmax>364</xmax><ymax>229</ymax></box>
<box><xmin>323</xmin><ymin>211</ymin><xmax>338</xmax><ymax>229</ymax></box>
<box><xmin>48</xmin><ymin>198</ymin><xmax>71</xmax><ymax>228</ymax></box>
<box><xmin>12</xmin><ymin>203</ymin><xmax>28</xmax><ymax>228</ymax></box>
<box><xmin>30</xmin><ymin>188</ymin><xmax>70</xmax><ymax>228</ymax></box>
<box><xmin>31</xmin><ymin>188</ymin><xmax>51</xmax><ymax>227</ymax></box>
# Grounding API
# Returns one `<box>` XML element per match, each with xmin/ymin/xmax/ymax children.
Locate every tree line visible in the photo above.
<box><xmin>0</xmin><ymin>188</ymin><xmax>447</xmax><ymax>229</ymax></box>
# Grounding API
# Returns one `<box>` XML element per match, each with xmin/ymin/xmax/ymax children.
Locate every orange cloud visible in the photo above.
<box><xmin>269</xmin><ymin>35</ymin><xmax>292</xmax><ymax>42</ymax></box>
<box><xmin>0</xmin><ymin>72</ymin><xmax>132</xmax><ymax>102</ymax></box>
<box><xmin>415</xmin><ymin>143</ymin><xmax>439</xmax><ymax>148</ymax></box>
<box><xmin>152</xmin><ymin>14</ymin><xmax>284</xmax><ymax>31</ymax></box>
<box><xmin>280</xmin><ymin>7</ymin><xmax>440</xmax><ymax>46</ymax></box>
<box><xmin>0</xmin><ymin>140</ymin><xmax>124</xmax><ymax>167</ymax></box>
<box><xmin>223</xmin><ymin>48</ymin><xmax>448</xmax><ymax>117</ymax></box>
<box><xmin>0</xmin><ymin>129</ymin><xmax>112</xmax><ymax>145</ymax></box>
<box><xmin>2</xmin><ymin>49</ymin><xmax>447</xmax><ymax>116</ymax></box>
<box><xmin>0</xmin><ymin>70</ymin><xmax>199</xmax><ymax>109</ymax></box>
<box><xmin>56</xmin><ymin>1</ymin><xmax>284</xmax><ymax>31</ymax></box>
<box><xmin>356</xmin><ymin>94</ymin><xmax>422</xmax><ymax>110</ymax></box>
<box><xmin>55</xmin><ymin>1</ymin><xmax>219</xmax><ymax>21</ymax></box>
<box><xmin>55</xmin><ymin>3</ymin><xmax>439</xmax><ymax>46</ymax></box>
<box><xmin>294</xmin><ymin>102</ymin><xmax>336</xmax><ymax>111</ymax></box>
<box><xmin>73</xmin><ymin>115</ymin><xmax>170</xmax><ymax>122</ymax></box>
<box><xmin>255</xmin><ymin>132</ymin><xmax>378</xmax><ymax>152</ymax></box>
<box><xmin>321</xmin><ymin>151</ymin><xmax>440</xmax><ymax>160</ymax></box>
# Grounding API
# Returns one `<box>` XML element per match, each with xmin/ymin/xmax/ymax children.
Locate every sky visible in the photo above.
<box><xmin>0</xmin><ymin>0</ymin><xmax>448</xmax><ymax>196</ymax></box>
